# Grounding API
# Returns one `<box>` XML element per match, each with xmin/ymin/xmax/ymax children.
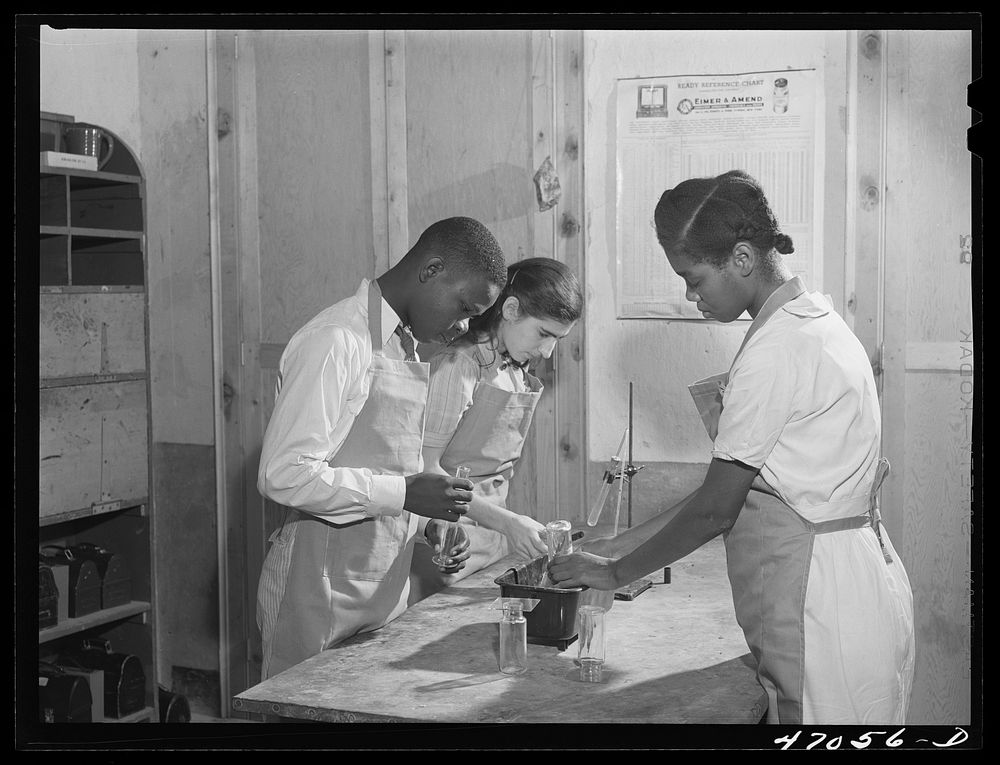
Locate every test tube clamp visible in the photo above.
<box><xmin>596</xmin><ymin>383</ymin><xmax>668</xmax><ymax>599</ymax></box>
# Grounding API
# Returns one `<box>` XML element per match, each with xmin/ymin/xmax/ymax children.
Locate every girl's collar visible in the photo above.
<box><xmin>499</xmin><ymin>350</ymin><xmax>528</xmax><ymax>371</ymax></box>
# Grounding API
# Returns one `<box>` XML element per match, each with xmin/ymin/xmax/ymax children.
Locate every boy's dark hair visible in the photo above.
<box><xmin>413</xmin><ymin>217</ymin><xmax>507</xmax><ymax>287</ymax></box>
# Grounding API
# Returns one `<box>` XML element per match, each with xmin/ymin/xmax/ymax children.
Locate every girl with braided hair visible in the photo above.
<box><xmin>549</xmin><ymin>170</ymin><xmax>914</xmax><ymax>724</ymax></box>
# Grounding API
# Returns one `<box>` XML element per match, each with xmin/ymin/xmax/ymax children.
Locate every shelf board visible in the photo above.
<box><xmin>39</xmin><ymin>499</ymin><xmax>148</xmax><ymax>527</ymax></box>
<box><xmin>41</xmin><ymin>285</ymin><xmax>146</xmax><ymax>294</ymax></box>
<box><xmin>71</xmin><ymin>227</ymin><xmax>143</xmax><ymax>240</ymax></box>
<box><xmin>40</xmin><ymin>224</ymin><xmax>142</xmax><ymax>240</ymax></box>
<box><xmin>40</xmin><ymin>165</ymin><xmax>142</xmax><ymax>186</ymax></box>
<box><xmin>39</xmin><ymin>600</ymin><xmax>152</xmax><ymax>644</ymax></box>
<box><xmin>40</xmin><ymin>372</ymin><xmax>147</xmax><ymax>389</ymax></box>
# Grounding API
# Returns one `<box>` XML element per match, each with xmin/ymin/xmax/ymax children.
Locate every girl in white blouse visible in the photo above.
<box><xmin>549</xmin><ymin>171</ymin><xmax>913</xmax><ymax>725</ymax></box>
<box><xmin>410</xmin><ymin>258</ymin><xmax>583</xmax><ymax>597</ymax></box>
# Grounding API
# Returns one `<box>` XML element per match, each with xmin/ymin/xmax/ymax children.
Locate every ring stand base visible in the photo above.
<box><xmin>614</xmin><ymin>578</ymin><xmax>653</xmax><ymax>600</ymax></box>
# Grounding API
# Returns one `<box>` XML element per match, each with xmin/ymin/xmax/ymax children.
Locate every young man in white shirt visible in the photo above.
<box><xmin>256</xmin><ymin>217</ymin><xmax>507</xmax><ymax>679</ymax></box>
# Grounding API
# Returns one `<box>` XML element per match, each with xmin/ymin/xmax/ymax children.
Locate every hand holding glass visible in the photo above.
<box><xmin>432</xmin><ymin>466</ymin><xmax>471</xmax><ymax>568</ymax></box>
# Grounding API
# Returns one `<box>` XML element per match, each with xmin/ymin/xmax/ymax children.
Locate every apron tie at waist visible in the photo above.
<box><xmin>805</xmin><ymin>514</ymin><xmax>871</xmax><ymax>534</ymax></box>
<box><xmin>751</xmin><ymin>483</ymin><xmax>879</xmax><ymax>538</ymax></box>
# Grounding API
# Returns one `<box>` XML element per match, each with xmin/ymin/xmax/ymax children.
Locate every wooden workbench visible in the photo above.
<box><xmin>233</xmin><ymin>537</ymin><xmax>766</xmax><ymax>724</ymax></box>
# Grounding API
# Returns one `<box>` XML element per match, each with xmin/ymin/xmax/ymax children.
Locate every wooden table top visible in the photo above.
<box><xmin>233</xmin><ymin>537</ymin><xmax>766</xmax><ymax>724</ymax></box>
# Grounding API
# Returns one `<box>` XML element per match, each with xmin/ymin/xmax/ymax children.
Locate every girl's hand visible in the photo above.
<box><xmin>502</xmin><ymin>514</ymin><xmax>549</xmax><ymax>560</ymax></box>
<box><xmin>547</xmin><ymin>551</ymin><xmax>619</xmax><ymax>591</ymax></box>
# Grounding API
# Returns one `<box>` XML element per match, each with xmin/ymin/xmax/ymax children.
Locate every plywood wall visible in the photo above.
<box><xmin>404</xmin><ymin>30</ymin><xmax>535</xmax><ymax>259</ymax></box>
<box><xmin>254</xmin><ymin>30</ymin><xmax>376</xmax><ymax>341</ymax></box>
<box><xmin>881</xmin><ymin>29</ymin><xmax>974</xmax><ymax>725</ymax></box>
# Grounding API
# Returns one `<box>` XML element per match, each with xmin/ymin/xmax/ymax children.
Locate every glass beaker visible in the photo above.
<box><xmin>432</xmin><ymin>466</ymin><xmax>471</xmax><ymax>568</ymax></box>
<box><xmin>577</xmin><ymin>605</ymin><xmax>607</xmax><ymax>682</ymax></box>
<box><xmin>545</xmin><ymin>519</ymin><xmax>574</xmax><ymax>561</ymax></box>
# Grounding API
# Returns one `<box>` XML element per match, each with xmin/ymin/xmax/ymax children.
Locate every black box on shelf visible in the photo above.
<box><xmin>57</xmin><ymin>665</ymin><xmax>106</xmax><ymax>720</ymax></box>
<box><xmin>39</xmin><ymin>663</ymin><xmax>93</xmax><ymax>723</ymax></box>
<box><xmin>159</xmin><ymin>686</ymin><xmax>191</xmax><ymax>723</ymax></box>
<box><xmin>40</xmin><ymin>547</ymin><xmax>102</xmax><ymax>618</ymax></box>
<box><xmin>61</xmin><ymin>640</ymin><xmax>146</xmax><ymax>719</ymax></box>
<box><xmin>70</xmin><ymin>543</ymin><xmax>132</xmax><ymax>609</ymax></box>
<box><xmin>38</xmin><ymin>562</ymin><xmax>60</xmax><ymax>629</ymax></box>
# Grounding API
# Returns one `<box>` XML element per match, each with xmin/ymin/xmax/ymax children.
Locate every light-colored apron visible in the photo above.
<box><xmin>689</xmin><ymin>278</ymin><xmax>914</xmax><ymax>724</ymax></box>
<box><xmin>409</xmin><ymin>366</ymin><xmax>543</xmax><ymax>603</ymax></box>
<box><xmin>256</xmin><ymin>281</ymin><xmax>428</xmax><ymax>679</ymax></box>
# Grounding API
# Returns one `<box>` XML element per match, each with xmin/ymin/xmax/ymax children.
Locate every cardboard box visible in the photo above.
<box><xmin>41</xmin><ymin>151</ymin><xmax>97</xmax><ymax>172</ymax></box>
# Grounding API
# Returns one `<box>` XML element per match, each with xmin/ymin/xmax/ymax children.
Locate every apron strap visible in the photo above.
<box><xmin>868</xmin><ymin>457</ymin><xmax>894</xmax><ymax>563</ymax></box>
<box><xmin>808</xmin><ymin>514</ymin><xmax>872</xmax><ymax>534</ymax></box>
<box><xmin>368</xmin><ymin>279</ymin><xmax>386</xmax><ymax>355</ymax></box>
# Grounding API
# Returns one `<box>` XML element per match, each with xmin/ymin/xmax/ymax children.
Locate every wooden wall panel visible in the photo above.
<box><xmin>404</xmin><ymin>30</ymin><xmax>534</xmax><ymax>261</ymax></box>
<box><xmin>40</xmin><ymin>380</ymin><xmax>148</xmax><ymax>517</ymax></box>
<box><xmin>254</xmin><ymin>30</ymin><xmax>376</xmax><ymax>343</ymax></box>
<box><xmin>901</xmin><ymin>373</ymin><xmax>973</xmax><ymax>724</ymax></box>
<box><xmin>882</xmin><ymin>29</ymin><xmax>973</xmax><ymax>725</ymax></box>
<box><xmin>137</xmin><ymin>29</ymin><xmax>216</xmax><ymax>447</ymax></box>
<box><xmin>551</xmin><ymin>31</ymin><xmax>587</xmax><ymax>522</ymax></box>
<box><xmin>40</xmin><ymin>292</ymin><xmax>146</xmax><ymax>378</ymax></box>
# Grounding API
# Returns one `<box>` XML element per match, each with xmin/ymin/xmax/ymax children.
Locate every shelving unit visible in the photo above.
<box><xmin>37</xmin><ymin>112</ymin><xmax>159</xmax><ymax>723</ymax></box>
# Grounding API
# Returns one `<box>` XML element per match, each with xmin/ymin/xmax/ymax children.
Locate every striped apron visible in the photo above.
<box><xmin>409</xmin><ymin>370</ymin><xmax>543</xmax><ymax>602</ymax></box>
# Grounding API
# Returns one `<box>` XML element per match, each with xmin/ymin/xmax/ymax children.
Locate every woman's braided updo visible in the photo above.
<box><xmin>653</xmin><ymin>170</ymin><xmax>794</xmax><ymax>271</ymax></box>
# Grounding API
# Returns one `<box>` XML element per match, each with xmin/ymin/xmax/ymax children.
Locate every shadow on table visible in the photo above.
<box><xmin>521</xmin><ymin>654</ymin><xmax>766</xmax><ymax>724</ymax></box>
<box><xmin>387</xmin><ymin>621</ymin><xmax>501</xmax><ymax>682</ymax></box>
<box><xmin>392</xmin><ymin>624</ymin><xmax>763</xmax><ymax>724</ymax></box>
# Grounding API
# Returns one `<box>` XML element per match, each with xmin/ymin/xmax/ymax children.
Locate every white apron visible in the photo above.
<box><xmin>256</xmin><ymin>281</ymin><xmax>428</xmax><ymax>679</ymax></box>
<box><xmin>409</xmin><ymin>367</ymin><xmax>543</xmax><ymax>603</ymax></box>
<box><xmin>689</xmin><ymin>278</ymin><xmax>914</xmax><ymax>724</ymax></box>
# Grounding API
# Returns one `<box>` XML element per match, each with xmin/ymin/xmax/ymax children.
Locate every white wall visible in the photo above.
<box><xmin>583</xmin><ymin>30</ymin><xmax>848</xmax><ymax>467</ymax></box>
<box><xmin>40</xmin><ymin>27</ymin><xmax>142</xmax><ymax>158</ymax></box>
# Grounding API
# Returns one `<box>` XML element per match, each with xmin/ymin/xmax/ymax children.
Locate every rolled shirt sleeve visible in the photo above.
<box><xmin>257</xmin><ymin>321</ymin><xmax>406</xmax><ymax>522</ymax></box>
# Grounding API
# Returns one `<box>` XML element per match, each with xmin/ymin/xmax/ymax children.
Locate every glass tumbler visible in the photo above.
<box><xmin>577</xmin><ymin>605</ymin><xmax>607</xmax><ymax>682</ymax></box>
<box><xmin>433</xmin><ymin>466</ymin><xmax>471</xmax><ymax>568</ymax></box>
